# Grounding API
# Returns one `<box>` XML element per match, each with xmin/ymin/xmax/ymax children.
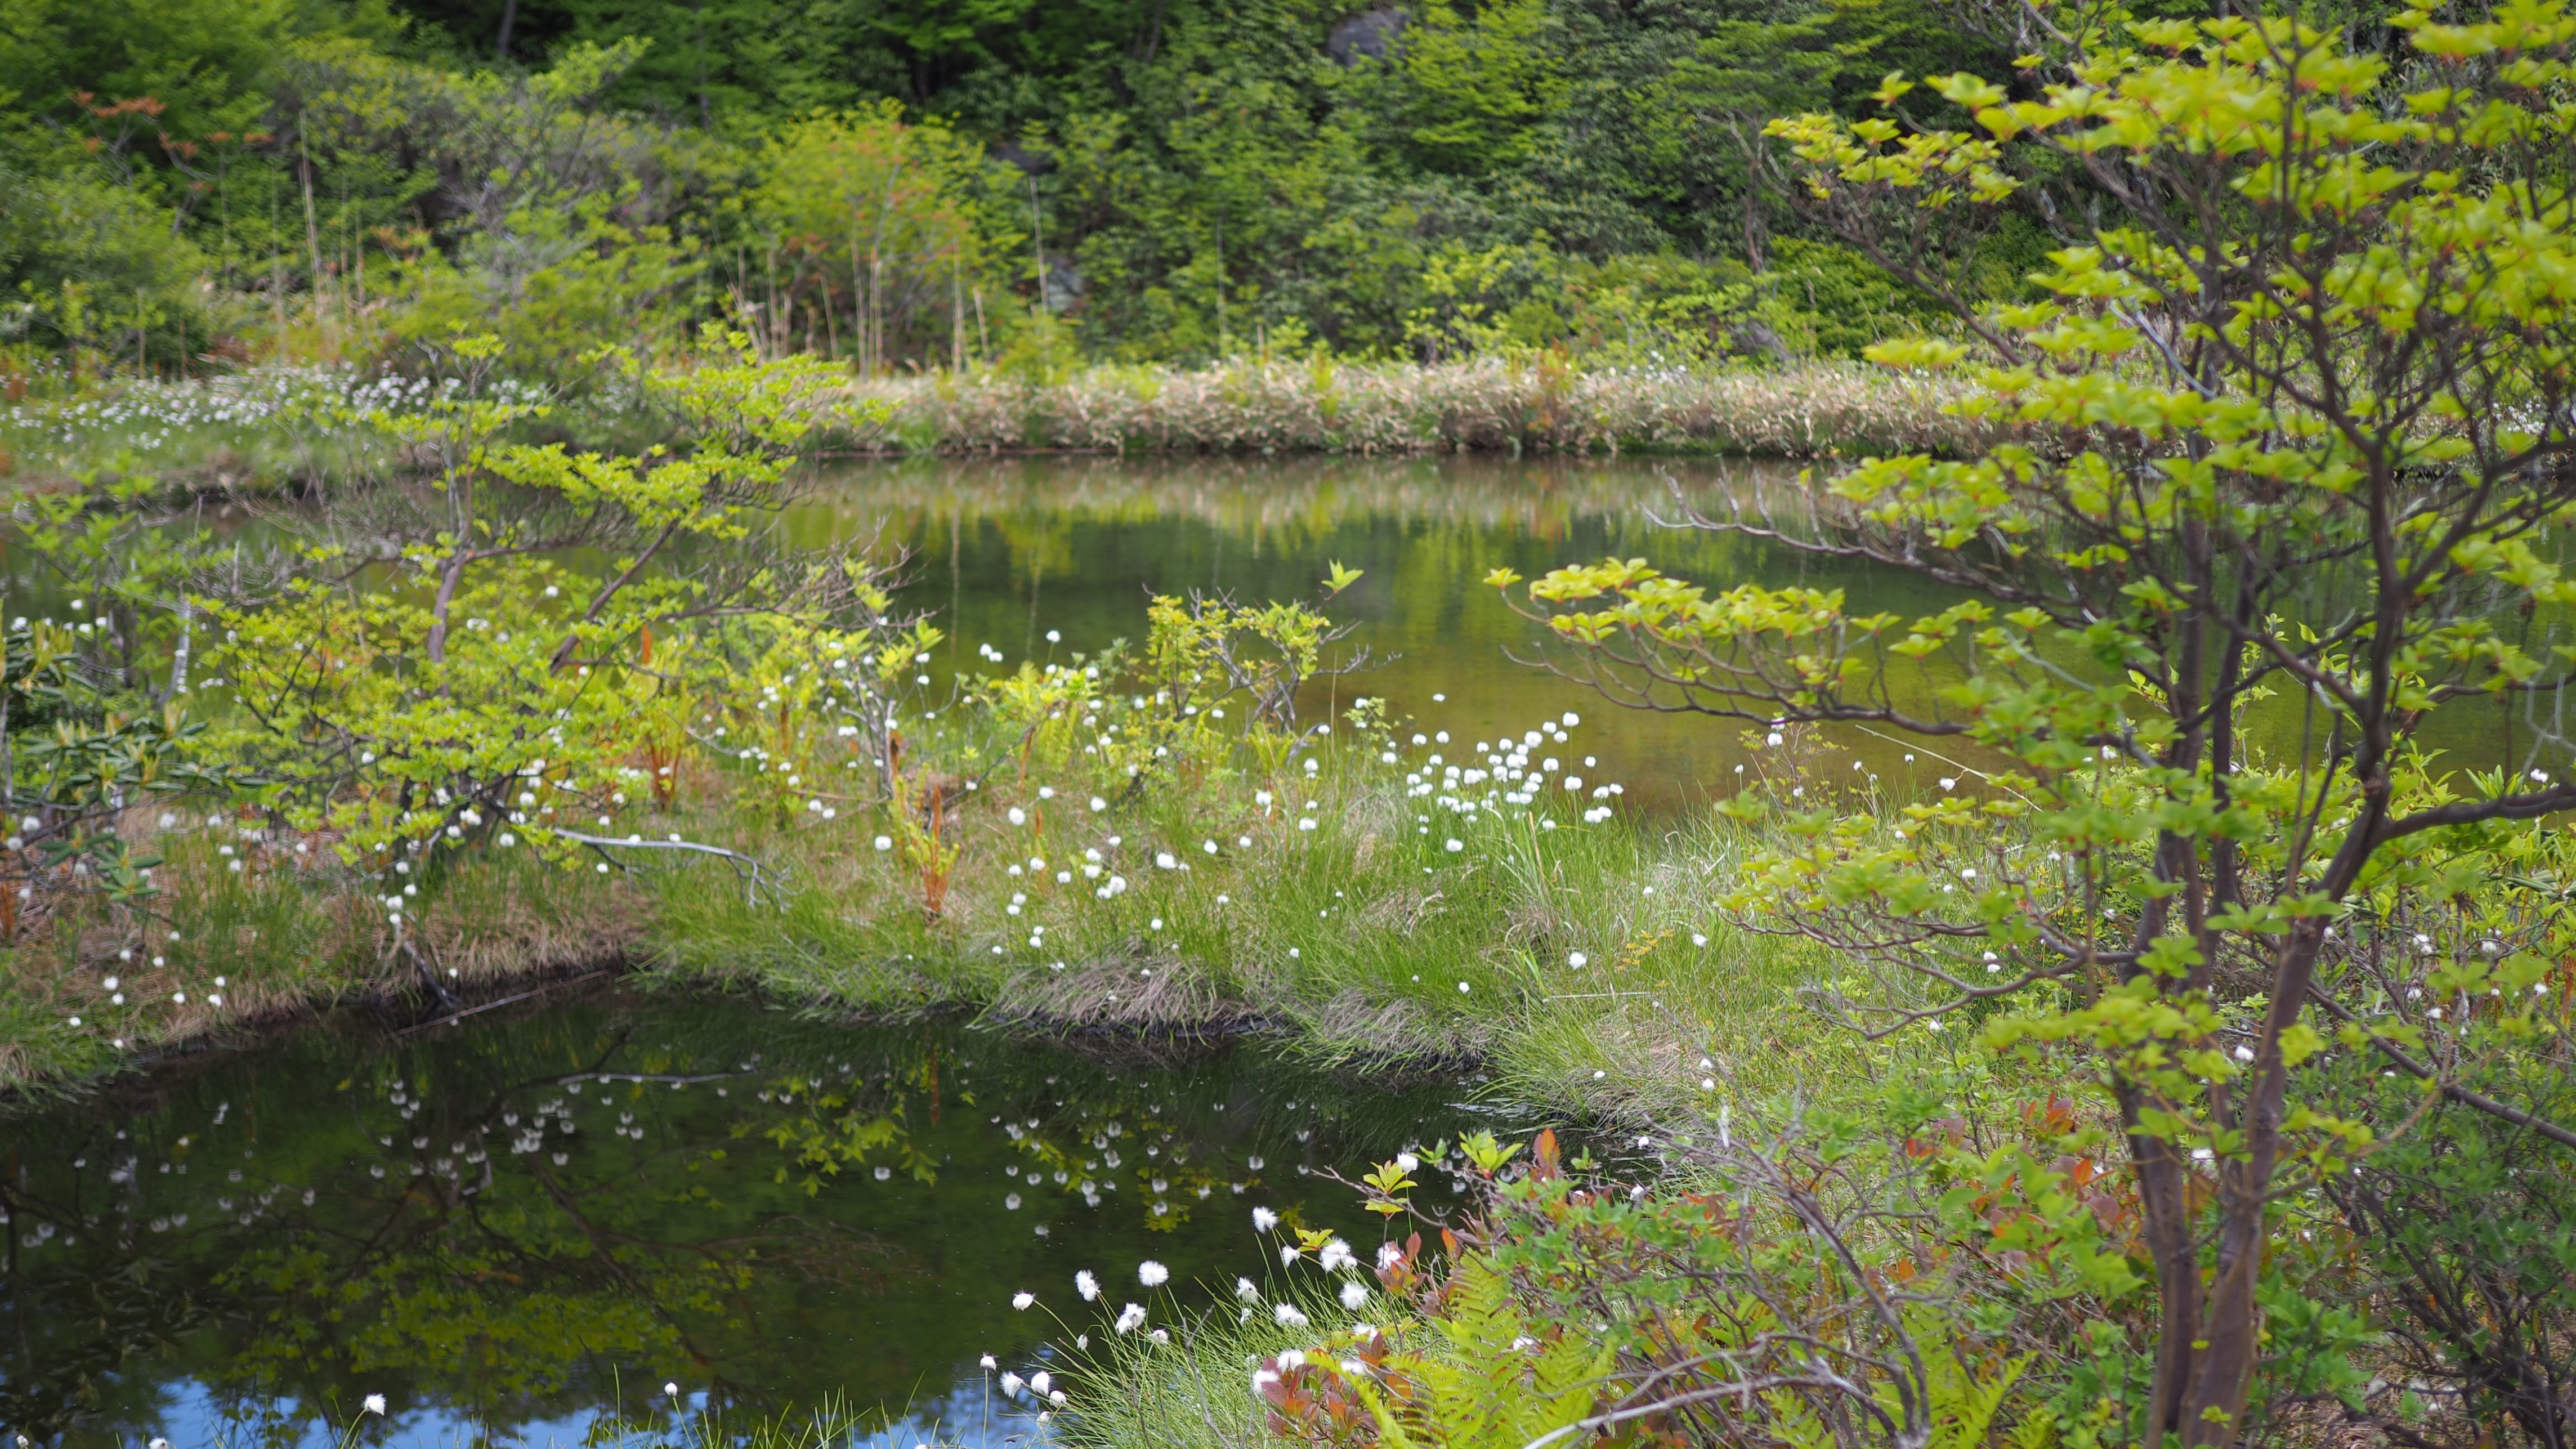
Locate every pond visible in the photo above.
<box><xmin>1</xmin><ymin>989</ymin><xmax>1517</xmax><ymax>1448</ymax></box>
<box><xmin>0</xmin><ymin>453</ymin><xmax>2530</xmax><ymax>808</ymax></box>
<box><xmin>797</xmin><ymin>454</ymin><xmax>2532</xmax><ymax>810</ymax></box>
<box><xmin>0</xmin><ymin>451</ymin><xmax>2545</xmax><ymax>1447</ymax></box>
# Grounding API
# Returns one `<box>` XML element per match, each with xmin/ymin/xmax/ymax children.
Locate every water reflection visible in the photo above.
<box><xmin>798</xmin><ymin>455</ymin><xmax>1902</xmax><ymax>814</ymax></box>
<box><xmin>0</xmin><ymin>454</ymin><xmax>2534</xmax><ymax>812</ymax></box>
<box><xmin>794</xmin><ymin>454</ymin><xmax>2534</xmax><ymax>806</ymax></box>
<box><xmin>1</xmin><ymin>992</ymin><xmax>1498</xmax><ymax>1448</ymax></box>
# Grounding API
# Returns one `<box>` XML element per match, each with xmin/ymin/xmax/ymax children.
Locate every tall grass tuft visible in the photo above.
<box><xmin>859</xmin><ymin>357</ymin><xmax>1983</xmax><ymax>458</ymax></box>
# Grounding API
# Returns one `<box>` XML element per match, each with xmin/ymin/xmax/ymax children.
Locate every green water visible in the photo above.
<box><xmin>806</xmin><ymin>454</ymin><xmax>1911</xmax><ymax>813</ymax></box>
<box><xmin>0</xmin><ymin>991</ymin><xmax>1513</xmax><ymax>1448</ymax></box>
<box><xmin>797</xmin><ymin>455</ymin><xmax>2532</xmax><ymax>806</ymax></box>
<box><xmin>0</xmin><ymin>454</ymin><xmax>2532</xmax><ymax>807</ymax></box>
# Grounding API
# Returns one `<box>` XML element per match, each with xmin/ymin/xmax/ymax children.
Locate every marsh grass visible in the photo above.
<box><xmin>1056</xmin><ymin>1281</ymin><xmax>1363</xmax><ymax>1449</ymax></box>
<box><xmin>0</xmin><ymin>703</ymin><xmax>1884</xmax><ymax>1119</ymax></box>
<box><xmin>0</xmin><ymin>358</ymin><xmax>1979</xmax><ymax>498</ymax></box>
<box><xmin>0</xmin><ymin>367</ymin><xmax>538</xmax><ymax>493</ymax></box>
<box><xmin>864</xmin><ymin>356</ymin><xmax>1980</xmax><ymax>458</ymax></box>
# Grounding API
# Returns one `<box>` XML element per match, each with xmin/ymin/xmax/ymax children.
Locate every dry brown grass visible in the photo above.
<box><xmin>850</xmin><ymin>358</ymin><xmax>1983</xmax><ymax>458</ymax></box>
<box><xmin>985</xmin><ymin>954</ymin><xmax>1245</xmax><ymax>1036</ymax></box>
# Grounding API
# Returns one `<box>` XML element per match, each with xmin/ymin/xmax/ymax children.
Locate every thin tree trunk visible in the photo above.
<box><xmin>269</xmin><ymin>186</ymin><xmax>286</xmax><ymax>341</ymax></box>
<box><xmin>764</xmin><ymin>245</ymin><xmax>780</xmax><ymax>359</ymax></box>
<box><xmin>1028</xmin><ymin>176</ymin><xmax>1047</xmax><ymax>314</ymax></box>
<box><xmin>298</xmin><ymin>124</ymin><xmax>326</xmax><ymax>339</ymax></box>
<box><xmin>850</xmin><ymin>208</ymin><xmax>866</xmax><ymax>377</ymax></box>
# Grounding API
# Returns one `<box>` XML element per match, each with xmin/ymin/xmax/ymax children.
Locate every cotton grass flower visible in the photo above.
<box><xmin>1138</xmin><ymin>1259</ymin><xmax>1169</xmax><ymax>1286</ymax></box>
<box><xmin>1235</xmin><ymin>1276</ymin><xmax>1260</xmax><ymax>1301</ymax></box>
<box><xmin>1340</xmin><ymin>1281</ymin><xmax>1370</xmax><ymax>1310</ymax></box>
<box><xmin>1252</xmin><ymin>1206</ymin><xmax>1279</xmax><ymax>1231</ymax></box>
<box><xmin>363</xmin><ymin>1394</ymin><xmax>388</xmax><ymax>1416</ymax></box>
<box><xmin>1318</xmin><ymin>1239</ymin><xmax>1357</xmax><ymax>1273</ymax></box>
<box><xmin>1114</xmin><ymin>1303</ymin><xmax>1148</xmax><ymax>1334</ymax></box>
<box><xmin>1012</xmin><ymin>1291</ymin><xmax>1036</xmax><ymax>1310</ymax></box>
<box><xmin>1076</xmin><ymin>1269</ymin><xmax>1102</xmax><ymax>1300</ymax></box>
<box><xmin>1273</xmin><ymin>1303</ymin><xmax>1310</xmax><ymax>1327</ymax></box>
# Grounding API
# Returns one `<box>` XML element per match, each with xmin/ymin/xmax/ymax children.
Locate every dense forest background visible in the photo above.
<box><xmin>0</xmin><ymin>0</ymin><xmax>2039</xmax><ymax>380</ymax></box>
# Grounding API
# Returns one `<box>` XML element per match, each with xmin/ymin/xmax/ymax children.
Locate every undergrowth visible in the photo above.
<box><xmin>0</xmin><ymin>707</ymin><xmax>1850</xmax><ymax>1133</ymax></box>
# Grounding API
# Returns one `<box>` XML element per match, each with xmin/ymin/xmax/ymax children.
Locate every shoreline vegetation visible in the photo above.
<box><xmin>0</xmin><ymin>737</ymin><xmax>1849</xmax><ymax>1121</ymax></box>
<box><xmin>849</xmin><ymin>356</ymin><xmax>1980</xmax><ymax>459</ymax></box>
<box><xmin>0</xmin><ymin>357</ymin><xmax>1979</xmax><ymax>499</ymax></box>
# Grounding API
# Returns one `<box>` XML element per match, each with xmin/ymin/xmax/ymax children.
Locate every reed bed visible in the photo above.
<box><xmin>858</xmin><ymin>357</ymin><xmax>1983</xmax><ymax>458</ymax></box>
<box><xmin>0</xmin><ymin>359</ymin><xmax>1977</xmax><ymax>493</ymax></box>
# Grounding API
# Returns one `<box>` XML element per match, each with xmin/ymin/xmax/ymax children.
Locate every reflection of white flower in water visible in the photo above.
<box><xmin>1274</xmin><ymin>1303</ymin><xmax>1310</xmax><ymax>1328</ymax></box>
<box><xmin>1076</xmin><ymin>1269</ymin><xmax>1102</xmax><ymax>1301</ymax></box>
<box><xmin>1012</xmin><ymin>1291</ymin><xmax>1036</xmax><ymax>1310</ymax></box>
<box><xmin>1138</xmin><ymin>1259</ymin><xmax>1169</xmax><ymax>1286</ymax></box>
<box><xmin>1235</xmin><ymin>1277</ymin><xmax>1260</xmax><ymax>1302</ymax></box>
<box><xmin>1114</xmin><ymin>1303</ymin><xmax>1148</xmax><ymax>1334</ymax></box>
<box><xmin>1318</xmin><ymin>1240</ymin><xmax>1357</xmax><ymax>1273</ymax></box>
<box><xmin>363</xmin><ymin>1396</ymin><xmax>387</xmax><ymax>1416</ymax></box>
<box><xmin>1251</xmin><ymin>1206</ymin><xmax>1279</xmax><ymax>1232</ymax></box>
<box><xmin>1340</xmin><ymin>1281</ymin><xmax>1370</xmax><ymax>1311</ymax></box>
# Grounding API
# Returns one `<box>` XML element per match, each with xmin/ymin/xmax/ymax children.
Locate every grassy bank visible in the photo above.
<box><xmin>856</xmin><ymin>356</ymin><xmax>1980</xmax><ymax>458</ymax></box>
<box><xmin>0</xmin><ymin>721</ymin><xmax>1872</xmax><ymax>1129</ymax></box>
<box><xmin>0</xmin><ymin>357</ymin><xmax>1976</xmax><ymax>495</ymax></box>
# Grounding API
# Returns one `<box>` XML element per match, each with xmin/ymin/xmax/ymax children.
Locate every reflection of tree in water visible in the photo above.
<box><xmin>2</xmin><ymin>1014</ymin><xmax>922</xmax><ymax>1442</ymax></box>
<box><xmin>1</xmin><ymin>995</ymin><xmax>1481</xmax><ymax>1448</ymax></box>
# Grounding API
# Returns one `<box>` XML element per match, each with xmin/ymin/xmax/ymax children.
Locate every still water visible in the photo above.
<box><xmin>1</xmin><ymin>992</ymin><xmax>1507</xmax><ymax>1448</ymax></box>
<box><xmin>0</xmin><ymin>454</ymin><xmax>2547</xmax><ymax>1447</ymax></box>
<box><xmin>826</xmin><ymin>455</ymin><xmax>1836</xmax><ymax>814</ymax></box>
<box><xmin>0</xmin><ymin>454</ymin><xmax>2532</xmax><ymax>807</ymax></box>
<box><xmin>802</xmin><ymin>455</ymin><xmax>2530</xmax><ymax>809</ymax></box>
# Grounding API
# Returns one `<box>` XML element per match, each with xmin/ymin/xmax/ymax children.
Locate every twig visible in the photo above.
<box><xmin>396</xmin><ymin>967</ymin><xmax>614</xmax><ymax>1035</ymax></box>
<box><xmin>552</xmin><ymin>828</ymin><xmax>784</xmax><ymax>905</ymax></box>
